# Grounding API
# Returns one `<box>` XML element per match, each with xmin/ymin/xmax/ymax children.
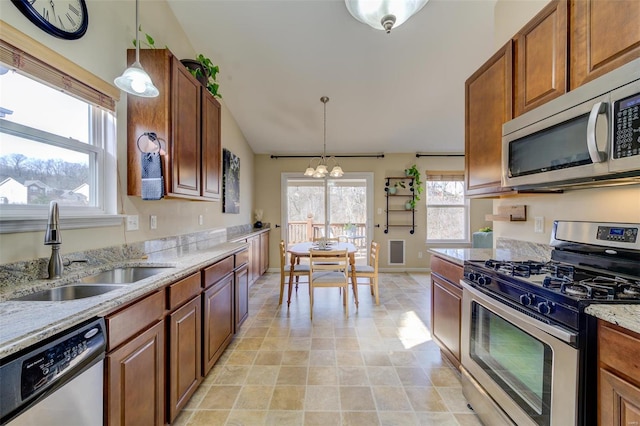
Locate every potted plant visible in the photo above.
<box><xmin>404</xmin><ymin>165</ymin><xmax>423</xmax><ymax>209</ymax></box>
<box><xmin>181</xmin><ymin>54</ymin><xmax>222</xmax><ymax>98</ymax></box>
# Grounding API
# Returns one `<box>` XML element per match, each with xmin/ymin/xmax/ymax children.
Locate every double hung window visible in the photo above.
<box><xmin>425</xmin><ymin>171</ymin><xmax>469</xmax><ymax>243</ymax></box>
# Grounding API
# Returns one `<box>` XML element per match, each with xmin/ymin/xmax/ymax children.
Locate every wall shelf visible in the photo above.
<box><xmin>485</xmin><ymin>205</ymin><xmax>527</xmax><ymax>222</ymax></box>
<box><xmin>384</xmin><ymin>177</ymin><xmax>415</xmax><ymax>234</ymax></box>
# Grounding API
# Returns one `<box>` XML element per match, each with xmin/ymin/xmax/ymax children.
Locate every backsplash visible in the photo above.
<box><xmin>0</xmin><ymin>225</ymin><xmax>266</xmax><ymax>288</ymax></box>
<box><xmin>496</xmin><ymin>237</ymin><xmax>552</xmax><ymax>260</ymax></box>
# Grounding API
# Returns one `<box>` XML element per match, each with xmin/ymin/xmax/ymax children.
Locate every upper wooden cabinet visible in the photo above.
<box><xmin>514</xmin><ymin>0</ymin><xmax>568</xmax><ymax>117</ymax></box>
<box><xmin>126</xmin><ymin>49</ymin><xmax>222</xmax><ymax>201</ymax></box>
<box><xmin>465</xmin><ymin>41</ymin><xmax>513</xmax><ymax>197</ymax></box>
<box><xmin>570</xmin><ymin>0</ymin><xmax>640</xmax><ymax>90</ymax></box>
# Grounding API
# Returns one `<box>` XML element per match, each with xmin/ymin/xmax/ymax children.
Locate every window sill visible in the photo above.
<box><xmin>0</xmin><ymin>215</ymin><xmax>124</xmax><ymax>234</ymax></box>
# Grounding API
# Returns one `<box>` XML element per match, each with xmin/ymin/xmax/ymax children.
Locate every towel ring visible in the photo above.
<box><xmin>137</xmin><ymin>132</ymin><xmax>165</xmax><ymax>154</ymax></box>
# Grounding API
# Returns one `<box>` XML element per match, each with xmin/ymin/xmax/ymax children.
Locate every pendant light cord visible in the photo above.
<box><xmin>134</xmin><ymin>0</ymin><xmax>140</xmax><ymax>64</ymax></box>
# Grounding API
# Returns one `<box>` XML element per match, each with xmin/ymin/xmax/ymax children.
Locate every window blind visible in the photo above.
<box><xmin>425</xmin><ymin>171</ymin><xmax>465</xmax><ymax>182</ymax></box>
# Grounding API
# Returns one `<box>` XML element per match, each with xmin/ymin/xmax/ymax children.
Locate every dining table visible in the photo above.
<box><xmin>287</xmin><ymin>241</ymin><xmax>358</xmax><ymax>307</ymax></box>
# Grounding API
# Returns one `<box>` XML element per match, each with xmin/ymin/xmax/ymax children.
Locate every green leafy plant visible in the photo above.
<box><xmin>404</xmin><ymin>165</ymin><xmax>423</xmax><ymax>209</ymax></box>
<box><xmin>189</xmin><ymin>54</ymin><xmax>221</xmax><ymax>99</ymax></box>
<box><xmin>479</xmin><ymin>226</ymin><xmax>493</xmax><ymax>232</ymax></box>
<box><xmin>132</xmin><ymin>25</ymin><xmax>156</xmax><ymax>49</ymax></box>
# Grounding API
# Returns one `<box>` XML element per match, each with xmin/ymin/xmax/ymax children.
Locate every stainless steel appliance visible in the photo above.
<box><xmin>502</xmin><ymin>58</ymin><xmax>640</xmax><ymax>190</ymax></box>
<box><xmin>460</xmin><ymin>221</ymin><xmax>640</xmax><ymax>426</ymax></box>
<box><xmin>0</xmin><ymin>318</ymin><xmax>106</xmax><ymax>425</ymax></box>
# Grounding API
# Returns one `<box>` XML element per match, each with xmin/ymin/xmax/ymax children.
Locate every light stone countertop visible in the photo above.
<box><xmin>584</xmin><ymin>304</ymin><xmax>640</xmax><ymax>335</ymax></box>
<box><xmin>428</xmin><ymin>248</ymin><xmax>548</xmax><ymax>266</ymax></box>
<box><xmin>0</xmin><ymin>241</ymin><xmax>248</xmax><ymax>359</ymax></box>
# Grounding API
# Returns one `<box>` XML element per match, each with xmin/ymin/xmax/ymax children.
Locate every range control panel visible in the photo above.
<box><xmin>613</xmin><ymin>92</ymin><xmax>640</xmax><ymax>159</ymax></box>
<box><xmin>597</xmin><ymin>226</ymin><xmax>638</xmax><ymax>243</ymax></box>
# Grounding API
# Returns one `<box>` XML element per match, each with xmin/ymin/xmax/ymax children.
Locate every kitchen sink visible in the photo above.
<box><xmin>78</xmin><ymin>266</ymin><xmax>174</xmax><ymax>285</ymax></box>
<box><xmin>11</xmin><ymin>284</ymin><xmax>126</xmax><ymax>302</ymax></box>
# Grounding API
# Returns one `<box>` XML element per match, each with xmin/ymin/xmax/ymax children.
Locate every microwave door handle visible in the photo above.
<box><xmin>586</xmin><ymin>101</ymin><xmax>607</xmax><ymax>163</ymax></box>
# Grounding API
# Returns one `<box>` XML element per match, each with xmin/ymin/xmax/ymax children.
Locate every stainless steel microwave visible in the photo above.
<box><xmin>502</xmin><ymin>58</ymin><xmax>640</xmax><ymax>190</ymax></box>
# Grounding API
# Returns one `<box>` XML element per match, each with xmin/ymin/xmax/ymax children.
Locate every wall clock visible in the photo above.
<box><xmin>11</xmin><ymin>0</ymin><xmax>88</xmax><ymax>40</ymax></box>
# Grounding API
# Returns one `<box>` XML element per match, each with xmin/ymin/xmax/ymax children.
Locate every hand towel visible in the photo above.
<box><xmin>141</xmin><ymin>152</ymin><xmax>164</xmax><ymax>200</ymax></box>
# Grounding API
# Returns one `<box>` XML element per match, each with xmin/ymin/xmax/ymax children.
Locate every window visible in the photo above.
<box><xmin>0</xmin><ymin>29</ymin><xmax>119</xmax><ymax>232</ymax></box>
<box><xmin>425</xmin><ymin>171</ymin><xmax>469</xmax><ymax>243</ymax></box>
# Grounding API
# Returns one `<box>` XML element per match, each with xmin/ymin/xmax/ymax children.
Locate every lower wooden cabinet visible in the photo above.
<box><xmin>167</xmin><ymin>296</ymin><xmax>202</xmax><ymax>423</ymax></box>
<box><xmin>203</xmin><ymin>272</ymin><xmax>235</xmax><ymax>375</ymax></box>
<box><xmin>235</xmin><ymin>263</ymin><xmax>249</xmax><ymax>330</ymax></box>
<box><xmin>105</xmin><ymin>321</ymin><xmax>165</xmax><ymax>426</ymax></box>
<box><xmin>598</xmin><ymin>320</ymin><xmax>640</xmax><ymax>426</ymax></box>
<box><xmin>430</xmin><ymin>255</ymin><xmax>464</xmax><ymax>368</ymax></box>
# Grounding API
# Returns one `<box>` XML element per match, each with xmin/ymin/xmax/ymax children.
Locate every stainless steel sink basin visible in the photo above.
<box><xmin>12</xmin><ymin>284</ymin><xmax>125</xmax><ymax>302</ymax></box>
<box><xmin>78</xmin><ymin>266</ymin><xmax>174</xmax><ymax>284</ymax></box>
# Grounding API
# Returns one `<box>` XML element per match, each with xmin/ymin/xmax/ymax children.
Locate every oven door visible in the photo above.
<box><xmin>460</xmin><ymin>281</ymin><xmax>579</xmax><ymax>426</ymax></box>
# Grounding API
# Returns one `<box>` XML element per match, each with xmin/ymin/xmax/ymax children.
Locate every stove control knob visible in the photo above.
<box><xmin>477</xmin><ymin>276</ymin><xmax>491</xmax><ymax>286</ymax></box>
<box><xmin>537</xmin><ymin>301</ymin><xmax>554</xmax><ymax>315</ymax></box>
<box><xmin>519</xmin><ymin>294</ymin><xmax>533</xmax><ymax>306</ymax></box>
<box><xmin>466</xmin><ymin>272</ymin><xmax>479</xmax><ymax>282</ymax></box>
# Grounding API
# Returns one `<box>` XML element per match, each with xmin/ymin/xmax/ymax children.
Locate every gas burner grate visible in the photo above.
<box><xmin>561</xmin><ymin>281</ymin><xmax>617</xmax><ymax>299</ymax></box>
<box><xmin>484</xmin><ymin>260</ymin><xmax>574</xmax><ymax>280</ymax></box>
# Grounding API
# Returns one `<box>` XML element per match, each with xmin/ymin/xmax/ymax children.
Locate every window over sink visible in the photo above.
<box><xmin>0</xmin><ymin>25</ymin><xmax>120</xmax><ymax>232</ymax></box>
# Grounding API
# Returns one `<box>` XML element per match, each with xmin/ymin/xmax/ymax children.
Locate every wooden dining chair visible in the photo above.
<box><xmin>279</xmin><ymin>240</ymin><xmax>309</xmax><ymax>306</ymax></box>
<box><xmin>308</xmin><ymin>249</ymin><xmax>350</xmax><ymax>319</ymax></box>
<box><xmin>350</xmin><ymin>241</ymin><xmax>380</xmax><ymax>305</ymax></box>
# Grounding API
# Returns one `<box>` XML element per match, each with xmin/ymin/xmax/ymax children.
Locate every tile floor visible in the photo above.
<box><xmin>173</xmin><ymin>272</ymin><xmax>482</xmax><ymax>426</ymax></box>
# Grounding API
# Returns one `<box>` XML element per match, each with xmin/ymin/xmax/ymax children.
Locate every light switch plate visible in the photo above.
<box><xmin>150</xmin><ymin>215</ymin><xmax>157</xmax><ymax>230</ymax></box>
<box><xmin>534</xmin><ymin>216</ymin><xmax>544</xmax><ymax>233</ymax></box>
<box><xmin>198</xmin><ymin>215</ymin><xmax>204</xmax><ymax>226</ymax></box>
<box><xmin>126</xmin><ymin>215</ymin><xmax>139</xmax><ymax>231</ymax></box>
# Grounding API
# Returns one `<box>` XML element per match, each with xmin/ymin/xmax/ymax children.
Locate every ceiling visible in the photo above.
<box><xmin>166</xmin><ymin>0</ymin><xmax>498</xmax><ymax>156</ymax></box>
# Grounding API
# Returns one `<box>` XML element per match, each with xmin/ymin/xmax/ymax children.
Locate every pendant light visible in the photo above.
<box><xmin>304</xmin><ymin>97</ymin><xmax>344</xmax><ymax>178</ymax></box>
<box><xmin>345</xmin><ymin>0</ymin><xmax>429</xmax><ymax>33</ymax></box>
<box><xmin>114</xmin><ymin>0</ymin><xmax>159</xmax><ymax>97</ymax></box>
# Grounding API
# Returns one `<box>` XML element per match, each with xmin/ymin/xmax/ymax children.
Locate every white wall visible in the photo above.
<box><xmin>0</xmin><ymin>0</ymin><xmax>254</xmax><ymax>264</ymax></box>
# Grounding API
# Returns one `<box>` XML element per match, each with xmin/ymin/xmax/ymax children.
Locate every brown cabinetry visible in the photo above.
<box><xmin>105</xmin><ymin>291</ymin><xmax>165</xmax><ymax>426</ymax></box>
<box><xmin>235</xmin><ymin>263</ymin><xmax>249</xmax><ymax>329</ymax></box>
<box><xmin>465</xmin><ymin>41</ymin><xmax>513</xmax><ymax>197</ymax></box>
<box><xmin>570</xmin><ymin>0</ymin><xmax>640</xmax><ymax>90</ymax></box>
<box><xmin>243</xmin><ymin>230</ymin><xmax>270</xmax><ymax>285</ymax></box>
<box><xmin>202</xmin><ymin>263</ymin><xmax>235</xmax><ymax>375</ymax></box>
<box><xmin>430</xmin><ymin>255</ymin><xmax>464</xmax><ymax>368</ymax></box>
<box><xmin>167</xmin><ymin>273</ymin><xmax>202</xmax><ymax>423</ymax></box>
<box><xmin>259</xmin><ymin>231</ymin><xmax>270</xmax><ymax>275</ymax></box>
<box><xmin>514</xmin><ymin>0</ymin><xmax>567</xmax><ymax>117</ymax></box>
<box><xmin>126</xmin><ymin>48</ymin><xmax>221</xmax><ymax>200</ymax></box>
<box><xmin>598</xmin><ymin>320</ymin><xmax>640</xmax><ymax>426</ymax></box>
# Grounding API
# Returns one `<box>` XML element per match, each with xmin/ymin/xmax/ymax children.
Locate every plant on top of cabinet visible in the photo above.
<box><xmin>182</xmin><ymin>54</ymin><xmax>221</xmax><ymax>98</ymax></box>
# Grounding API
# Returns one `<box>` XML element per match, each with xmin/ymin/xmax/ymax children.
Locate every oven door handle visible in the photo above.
<box><xmin>462</xmin><ymin>280</ymin><xmax>578</xmax><ymax>345</ymax></box>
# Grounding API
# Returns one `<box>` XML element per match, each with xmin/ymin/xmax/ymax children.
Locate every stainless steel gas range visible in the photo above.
<box><xmin>460</xmin><ymin>221</ymin><xmax>640</xmax><ymax>426</ymax></box>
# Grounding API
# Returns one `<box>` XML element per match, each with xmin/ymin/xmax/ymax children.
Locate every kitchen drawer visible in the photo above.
<box><xmin>235</xmin><ymin>248</ymin><xmax>249</xmax><ymax>268</ymax></box>
<box><xmin>167</xmin><ymin>272</ymin><xmax>201</xmax><ymax>310</ymax></box>
<box><xmin>202</xmin><ymin>256</ymin><xmax>234</xmax><ymax>289</ymax></box>
<box><xmin>598</xmin><ymin>320</ymin><xmax>640</xmax><ymax>385</ymax></box>
<box><xmin>106</xmin><ymin>290</ymin><xmax>165</xmax><ymax>351</ymax></box>
<box><xmin>431</xmin><ymin>255</ymin><xmax>463</xmax><ymax>287</ymax></box>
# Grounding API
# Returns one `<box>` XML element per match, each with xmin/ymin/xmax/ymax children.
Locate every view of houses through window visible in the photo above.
<box><xmin>425</xmin><ymin>172</ymin><xmax>468</xmax><ymax>242</ymax></box>
<box><xmin>0</xmin><ymin>69</ymin><xmax>100</xmax><ymax>207</ymax></box>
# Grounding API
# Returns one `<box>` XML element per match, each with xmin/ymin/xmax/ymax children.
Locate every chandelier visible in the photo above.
<box><xmin>344</xmin><ymin>0</ymin><xmax>429</xmax><ymax>33</ymax></box>
<box><xmin>304</xmin><ymin>97</ymin><xmax>344</xmax><ymax>178</ymax></box>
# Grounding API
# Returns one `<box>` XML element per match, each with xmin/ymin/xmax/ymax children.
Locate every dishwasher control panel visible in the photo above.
<box><xmin>0</xmin><ymin>317</ymin><xmax>106</xmax><ymax>424</ymax></box>
<box><xmin>21</xmin><ymin>322</ymin><xmax>105</xmax><ymax>399</ymax></box>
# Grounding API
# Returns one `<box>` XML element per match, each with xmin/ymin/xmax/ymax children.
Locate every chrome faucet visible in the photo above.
<box><xmin>44</xmin><ymin>201</ymin><xmax>63</xmax><ymax>279</ymax></box>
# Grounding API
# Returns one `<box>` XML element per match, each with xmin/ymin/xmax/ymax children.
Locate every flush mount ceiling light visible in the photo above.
<box><xmin>114</xmin><ymin>0</ymin><xmax>159</xmax><ymax>97</ymax></box>
<box><xmin>304</xmin><ymin>97</ymin><xmax>344</xmax><ymax>179</ymax></box>
<box><xmin>345</xmin><ymin>0</ymin><xmax>429</xmax><ymax>33</ymax></box>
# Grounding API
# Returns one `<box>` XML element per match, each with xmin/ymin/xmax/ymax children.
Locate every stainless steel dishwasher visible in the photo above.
<box><xmin>0</xmin><ymin>317</ymin><xmax>106</xmax><ymax>425</ymax></box>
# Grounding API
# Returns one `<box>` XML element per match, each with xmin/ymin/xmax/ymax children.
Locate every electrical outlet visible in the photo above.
<box><xmin>418</xmin><ymin>251</ymin><xmax>423</xmax><ymax>259</ymax></box>
<box><xmin>377</xmin><ymin>208</ymin><xmax>382</xmax><ymax>215</ymax></box>
<box><xmin>126</xmin><ymin>215</ymin><xmax>139</xmax><ymax>231</ymax></box>
<box><xmin>534</xmin><ymin>216</ymin><xmax>544</xmax><ymax>233</ymax></box>
<box><xmin>150</xmin><ymin>215</ymin><xmax>157</xmax><ymax>230</ymax></box>
<box><xmin>198</xmin><ymin>215</ymin><xmax>204</xmax><ymax>226</ymax></box>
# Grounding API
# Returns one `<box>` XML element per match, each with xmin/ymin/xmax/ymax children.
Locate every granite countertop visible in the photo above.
<box><xmin>428</xmin><ymin>248</ymin><xmax>548</xmax><ymax>266</ymax></box>
<box><xmin>0</xmin><ymin>240</ymin><xmax>251</xmax><ymax>359</ymax></box>
<box><xmin>585</xmin><ymin>305</ymin><xmax>640</xmax><ymax>335</ymax></box>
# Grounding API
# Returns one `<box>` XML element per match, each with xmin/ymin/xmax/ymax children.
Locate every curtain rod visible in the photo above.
<box><xmin>415</xmin><ymin>153</ymin><xmax>465</xmax><ymax>158</ymax></box>
<box><xmin>270</xmin><ymin>154</ymin><xmax>385</xmax><ymax>159</ymax></box>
